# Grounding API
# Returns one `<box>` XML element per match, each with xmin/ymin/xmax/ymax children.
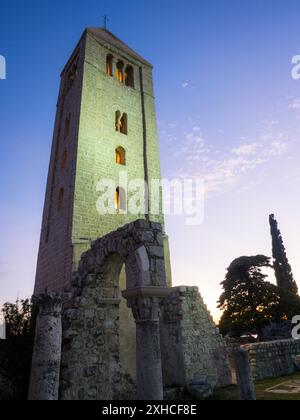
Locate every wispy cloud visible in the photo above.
<box><xmin>163</xmin><ymin>119</ymin><xmax>289</xmax><ymax>196</ymax></box>
<box><xmin>232</xmin><ymin>143</ymin><xmax>258</xmax><ymax>156</ymax></box>
<box><xmin>288</xmin><ymin>98</ymin><xmax>300</xmax><ymax>111</ymax></box>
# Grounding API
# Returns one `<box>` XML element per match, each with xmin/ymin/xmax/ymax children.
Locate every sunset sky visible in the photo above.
<box><xmin>1</xmin><ymin>0</ymin><xmax>300</xmax><ymax>320</ymax></box>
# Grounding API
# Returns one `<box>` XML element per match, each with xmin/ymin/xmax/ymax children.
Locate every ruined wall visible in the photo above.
<box><xmin>32</xmin><ymin>221</ymin><xmax>233</xmax><ymax>401</ymax></box>
<box><xmin>59</xmin><ymin>220</ymin><xmax>167</xmax><ymax>400</ymax></box>
<box><xmin>60</xmin><ymin>287</ymin><xmax>135</xmax><ymax>400</ymax></box>
<box><xmin>160</xmin><ymin>287</ymin><xmax>232</xmax><ymax>389</ymax></box>
<box><xmin>243</xmin><ymin>339</ymin><xmax>300</xmax><ymax>381</ymax></box>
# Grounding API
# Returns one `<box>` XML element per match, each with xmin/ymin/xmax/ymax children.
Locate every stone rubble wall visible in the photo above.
<box><xmin>243</xmin><ymin>339</ymin><xmax>300</xmax><ymax>381</ymax></box>
<box><xmin>160</xmin><ymin>286</ymin><xmax>232</xmax><ymax>390</ymax></box>
<box><xmin>60</xmin><ymin>295</ymin><xmax>135</xmax><ymax>400</ymax></box>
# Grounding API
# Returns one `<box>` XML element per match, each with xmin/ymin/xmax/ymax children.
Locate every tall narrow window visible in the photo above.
<box><xmin>115</xmin><ymin>187</ymin><xmax>126</xmax><ymax>210</ymax></box>
<box><xmin>45</xmin><ymin>228</ymin><xmax>50</xmax><ymax>244</ymax></box>
<box><xmin>65</xmin><ymin>54</ymin><xmax>79</xmax><ymax>92</ymax></box>
<box><xmin>61</xmin><ymin>149</ymin><xmax>67</xmax><ymax>169</ymax></box>
<box><xmin>125</xmin><ymin>65</ymin><xmax>134</xmax><ymax>88</ymax></box>
<box><xmin>64</xmin><ymin>114</ymin><xmax>71</xmax><ymax>139</ymax></box>
<box><xmin>116</xmin><ymin>147</ymin><xmax>126</xmax><ymax>165</ymax></box>
<box><xmin>120</xmin><ymin>113</ymin><xmax>128</xmax><ymax>135</ymax></box>
<box><xmin>58</xmin><ymin>188</ymin><xmax>65</xmax><ymax>211</ymax></box>
<box><xmin>115</xmin><ymin>110</ymin><xmax>121</xmax><ymax>132</ymax></box>
<box><xmin>116</xmin><ymin>61</ymin><xmax>124</xmax><ymax>83</ymax></box>
<box><xmin>106</xmin><ymin>54</ymin><xmax>113</xmax><ymax>77</ymax></box>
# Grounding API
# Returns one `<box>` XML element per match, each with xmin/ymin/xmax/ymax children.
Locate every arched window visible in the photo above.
<box><xmin>61</xmin><ymin>149</ymin><xmax>67</xmax><ymax>169</ymax></box>
<box><xmin>68</xmin><ymin>63</ymin><xmax>77</xmax><ymax>83</ymax></box>
<box><xmin>106</xmin><ymin>54</ymin><xmax>113</xmax><ymax>77</ymax></box>
<box><xmin>115</xmin><ymin>110</ymin><xmax>121</xmax><ymax>132</ymax></box>
<box><xmin>115</xmin><ymin>187</ymin><xmax>126</xmax><ymax>210</ymax></box>
<box><xmin>116</xmin><ymin>147</ymin><xmax>126</xmax><ymax>165</ymax></box>
<box><xmin>116</xmin><ymin>61</ymin><xmax>124</xmax><ymax>83</ymax></box>
<box><xmin>125</xmin><ymin>65</ymin><xmax>134</xmax><ymax>88</ymax></box>
<box><xmin>65</xmin><ymin>55</ymin><xmax>79</xmax><ymax>92</ymax></box>
<box><xmin>58</xmin><ymin>188</ymin><xmax>65</xmax><ymax>211</ymax></box>
<box><xmin>120</xmin><ymin>113</ymin><xmax>128</xmax><ymax>135</ymax></box>
<box><xmin>64</xmin><ymin>114</ymin><xmax>71</xmax><ymax>139</ymax></box>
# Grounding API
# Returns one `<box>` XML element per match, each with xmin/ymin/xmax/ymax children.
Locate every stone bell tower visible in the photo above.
<box><xmin>34</xmin><ymin>27</ymin><xmax>172</xmax><ymax>295</ymax></box>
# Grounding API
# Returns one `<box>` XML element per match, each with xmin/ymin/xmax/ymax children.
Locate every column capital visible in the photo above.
<box><xmin>122</xmin><ymin>287</ymin><xmax>171</xmax><ymax>323</ymax></box>
<box><xmin>125</xmin><ymin>296</ymin><xmax>160</xmax><ymax>323</ymax></box>
<box><xmin>32</xmin><ymin>293</ymin><xmax>64</xmax><ymax>317</ymax></box>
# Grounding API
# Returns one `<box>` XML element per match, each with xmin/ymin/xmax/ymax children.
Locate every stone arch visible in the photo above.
<box><xmin>28</xmin><ymin>220</ymin><xmax>232</xmax><ymax>401</ymax></box>
<box><xmin>59</xmin><ymin>220</ymin><xmax>169</xmax><ymax>400</ymax></box>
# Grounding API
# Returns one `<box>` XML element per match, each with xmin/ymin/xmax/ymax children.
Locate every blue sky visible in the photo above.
<box><xmin>1</xmin><ymin>0</ymin><xmax>300</xmax><ymax>319</ymax></box>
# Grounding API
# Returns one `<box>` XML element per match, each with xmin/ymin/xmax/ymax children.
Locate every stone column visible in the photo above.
<box><xmin>233</xmin><ymin>348</ymin><xmax>256</xmax><ymax>401</ymax></box>
<box><xmin>123</xmin><ymin>288</ymin><xmax>170</xmax><ymax>400</ymax></box>
<box><xmin>28</xmin><ymin>293</ymin><xmax>63</xmax><ymax>401</ymax></box>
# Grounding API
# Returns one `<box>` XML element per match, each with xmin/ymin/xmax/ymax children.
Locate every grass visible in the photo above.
<box><xmin>211</xmin><ymin>372</ymin><xmax>300</xmax><ymax>400</ymax></box>
<box><xmin>255</xmin><ymin>372</ymin><xmax>300</xmax><ymax>401</ymax></box>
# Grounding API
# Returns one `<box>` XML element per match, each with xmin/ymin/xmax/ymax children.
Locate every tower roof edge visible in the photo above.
<box><xmin>86</xmin><ymin>27</ymin><xmax>153</xmax><ymax>68</ymax></box>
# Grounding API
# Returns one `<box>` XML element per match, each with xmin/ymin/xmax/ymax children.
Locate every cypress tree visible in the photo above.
<box><xmin>269</xmin><ymin>214</ymin><xmax>298</xmax><ymax>295</ymax></box>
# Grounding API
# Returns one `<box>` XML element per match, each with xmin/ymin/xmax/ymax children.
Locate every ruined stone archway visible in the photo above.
<box><xmin>60</xmin><ymin>220</ymin><xmax>169</xmax><ymax>400</ymax></box>
<box><xmin>29</xmin><ymin>220</ymin><xmax>170</xmax><ymax>400</ymax></box>
<box><xmin>29</xmin><ymin>219</ymin><xmax>232</xmax><ymax>401</ymax></box>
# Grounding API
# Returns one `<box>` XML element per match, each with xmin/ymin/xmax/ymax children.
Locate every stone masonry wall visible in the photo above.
<box><xmin>35</xmin><ymin>36</ymin><xmax>85</xmax><ymax>294</ymax></box>
<box><xmin>60</xmin><ymin>293</ymin><xmax>135</xmax><ymax>400</ymax></box>
<box><xmin>72</xmin><ymin>30</ymin><xmax>169</xmax><ymax>269</ymax></box>
<box><xmin>160</xmin><ymin>287</ymin><xmax>232</xmax><ymax>390</ymax></box>
<box><xmin>243</xmin><ymin>339</ymin><xmax>300</xmax><ymax>381</ymax></box>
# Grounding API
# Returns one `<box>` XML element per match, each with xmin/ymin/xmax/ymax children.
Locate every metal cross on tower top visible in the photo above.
<box><xmin>103</xmin><ymin>15</ymin><xmax>109</xmax><ymax>30</ymax></box>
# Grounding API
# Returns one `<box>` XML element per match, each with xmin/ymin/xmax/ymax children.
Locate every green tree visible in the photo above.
<box><xmin>218</xmin><ymin>255</ymin><xmax>300</xmax><ymax>339</ymax></box>
<box><xmin>0</xmin><ymin>299</ymin><xmax>34</xmax><ymax>400</ymax></box>
<box><xmin>269</xmin><ymin>214</ymin><xmax>298</xmax><ymax>295</ymax></box>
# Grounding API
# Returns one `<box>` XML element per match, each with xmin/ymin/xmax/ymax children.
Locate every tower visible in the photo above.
<box><xmin>34</xmin><ymin>27</ymin><xmax>172</xmax><ymax>295</ymax></box>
